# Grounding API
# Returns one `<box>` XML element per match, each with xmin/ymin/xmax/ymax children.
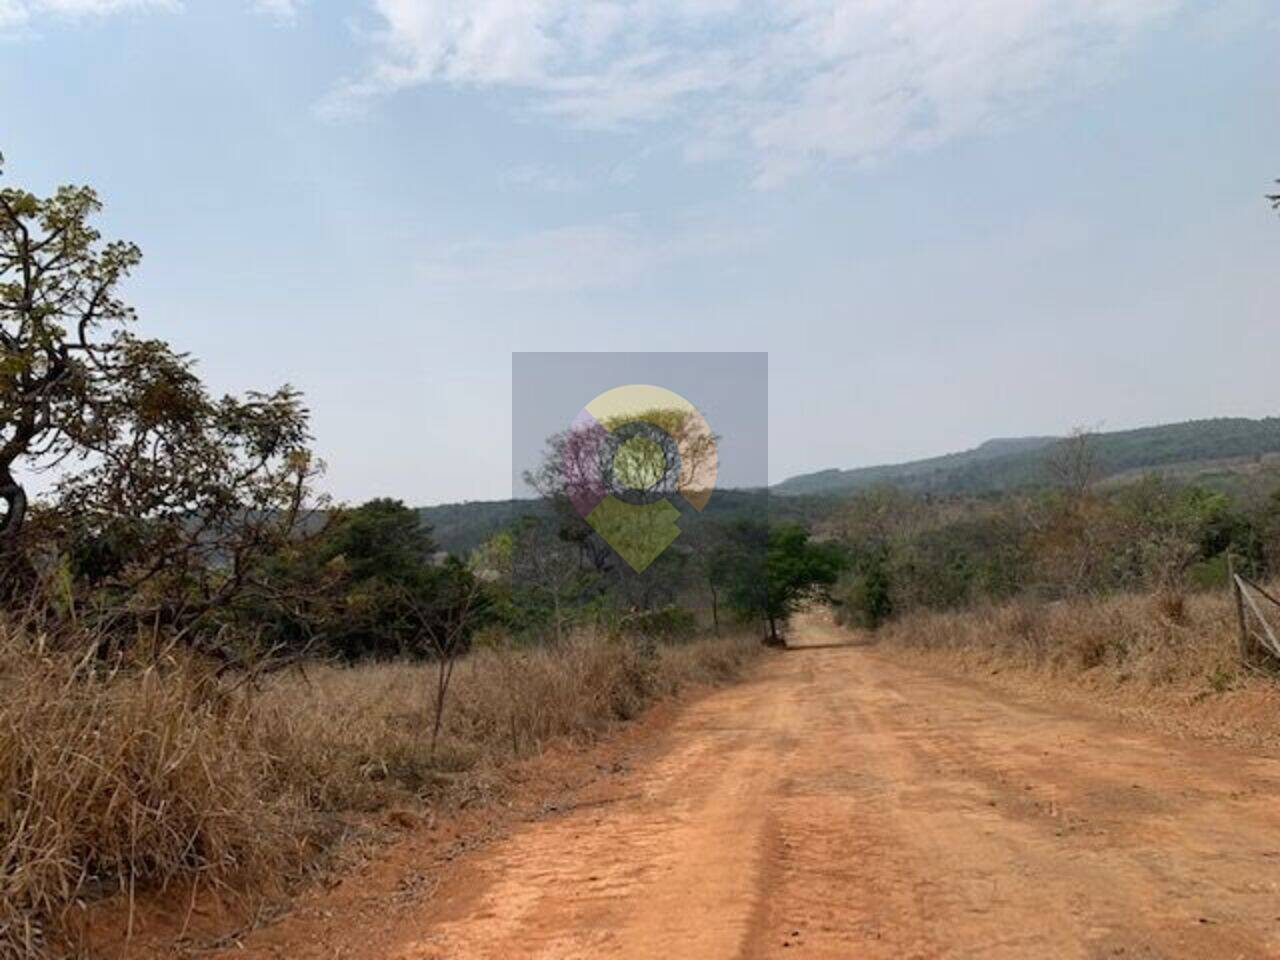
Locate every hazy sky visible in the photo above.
<box><xmin>2</xmin><ymin>1</ymin><xmax>1277</xmax><ymax>504</ymax></box>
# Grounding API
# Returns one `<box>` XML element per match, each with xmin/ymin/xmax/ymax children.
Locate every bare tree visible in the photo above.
<box><xmin>403</xmin><ymin>565</ymin><xmax>487</xmax><ymax>759</ymax></box>
<box><xmin>834</xmin><ymin>485</ymin><xmax>928</xmax><ymax>551</ymax></box>
<box><xmin>1045</xmin><ymin>427</ymin><xmax>1100</xmax><ymax>502</ymax></box>
<box><xmin>1036</xmin><ymin>427</ymin><xmax>1114</xmax><ymax>595</ymax></box>
<box><xmin>511</xmin><ymin>517</ymin><xmax>588</xmax><ymax>643</ymax></box>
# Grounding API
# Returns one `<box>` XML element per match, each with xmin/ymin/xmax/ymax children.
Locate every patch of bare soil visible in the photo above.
<box><xmin>120</xmin><ymin>614</ymin><xmax>1280</xmax><ymax>958</ymax></box>
<box><xmin>80</xmin><ymin>697</ymin><xmax>694</xmax><ymax>959</ymax></box>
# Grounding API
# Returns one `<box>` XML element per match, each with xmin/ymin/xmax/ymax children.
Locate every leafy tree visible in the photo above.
<box><xmin>0</xmin><ymin>156</ymin><xmax>318</xmax><ymax>633</ymax></box>
<box><xmin>0</xmin><ymin>158</ymin><xmax>139</xmax><ymax>545</ymax></box>
<box><xmin>257</xmin><ymin>498</ymin><xmax>486</xmax><ymax>661</ymax></box>
<box><xmin>836</xmin><ymin>543</ymin><xmax>895</xmax><ymax>628</ymax></box>
<box><xmin>318</xmin><ymin>497</ymin><xmax>439</xmax><ymax>585</ymax></box>
<box><xmin>723</xmin><ymin>522</ymin><xmax>844</xmax><ymax>644</ymax></box>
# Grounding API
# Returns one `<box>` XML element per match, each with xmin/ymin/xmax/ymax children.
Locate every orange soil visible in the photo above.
<box><xmin>111</xmin><ymin>615</ymin><xmax>1280</xmax><ymax>958</ymax></box>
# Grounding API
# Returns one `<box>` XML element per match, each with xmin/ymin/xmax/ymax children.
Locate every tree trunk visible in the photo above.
<box><xmin>0</xmin><ymin>472</ymin><xmax>34</xmax><ymax>602</ymax></box>
<box><xmin>0</xmin><ymin>472</ymin><xmax>27</xmax><ymax>542</ymax></box>
<box><xmin>429</xmin><ymin>654</ymin><xmax>456</xmax><ymax>759</ymax></box>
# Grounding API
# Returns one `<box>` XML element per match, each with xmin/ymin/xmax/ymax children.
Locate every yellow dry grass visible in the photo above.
<box><xmin>860</xmin><ymin>585</ymin><xmax>1280</xmax><ymax>748</ymax></box>
<box><xmin>0</xmin><ymin>625</ymin><xmax>761</xmax><ymax>958</ymax></box>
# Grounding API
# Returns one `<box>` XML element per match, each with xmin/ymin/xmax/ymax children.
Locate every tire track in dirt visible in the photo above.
<box><xmin>222</xmin><ymin>613</ymin><xmax>1280</xmax><ymax>959</ymax></box>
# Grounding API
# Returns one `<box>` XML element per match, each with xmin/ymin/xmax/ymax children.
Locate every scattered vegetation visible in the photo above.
<box><xmin>829</xmin><ymin>438</ymin><xmax>1280</xmax><ymax>630</ymax></box>
<box><xmin>830</xmin><ymin>429</ymin><xmax>1280</xmax><ymax>733</ymax></box>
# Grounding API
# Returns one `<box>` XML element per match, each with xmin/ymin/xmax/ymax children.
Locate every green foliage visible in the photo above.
<box><xmin>320</xmin><ymin>498</ymin><xmax>439</xmax><ymax>584</ymax></box>
<box><xmin>1</xmin><ymin>159</ymin><xmax>317</xmax><ymax>638</ymax></box>
<box><xmin>718</xmin><ymin>522</ymin><xmax>844</xmax><ymax>643</ymax></box>
<box><xmin>835</xmin><ymin>544</ymin><xmax>894</xmax><ymax>629</ymax></box>
<box><xmin>828</xmin><ymin>474</ymin><xmax>1280</xmax><ymax>628</ymax></box>
<box><xmin>251</xmin><ymin>499</ymin><xmax>482</xmax><ymax>660</ymax></box>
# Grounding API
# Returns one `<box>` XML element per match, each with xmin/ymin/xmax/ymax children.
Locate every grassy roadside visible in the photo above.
<box><xmin>0</xmin><ymin>626</ymin><xmax>761</xmax><ymax>958</ymax></box>
<box><xmin>852</xmin><ymin>586</ymin><xmax>1280</xmax><ymax>749</ymax></box>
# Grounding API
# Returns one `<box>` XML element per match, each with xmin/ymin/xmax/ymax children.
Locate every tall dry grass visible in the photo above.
<box><xmin>860</xmin><ymin>584</ymin><xmax>1280</xmax><ymax>744</ymax></box>
<box><xmin>0</xmin><ymin>624</ymin><xmax>760</xmax><ymax>958</ymax></box>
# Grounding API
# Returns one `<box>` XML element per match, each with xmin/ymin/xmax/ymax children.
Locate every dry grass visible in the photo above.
<box><xmin>859</xmin><ymin>585</ymin><xmax>1280</xmax><ymax>746</ymax></box>
<box><xmin>0</xmin><ymin>625</ymin><xmax>760</xmax><ymax>958</ymax></box>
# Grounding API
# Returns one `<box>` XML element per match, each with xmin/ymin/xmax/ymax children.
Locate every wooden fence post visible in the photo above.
<box><xmin>1228</xmin><ymin>554</ymin><xmax>1249</xmax><ymax>663</ymax></box>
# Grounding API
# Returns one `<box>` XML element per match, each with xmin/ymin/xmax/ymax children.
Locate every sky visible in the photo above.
<box><xmin>1</xmin><ymin>0</ymin><xmax>1277</xmax><ymax>504</ymax></box>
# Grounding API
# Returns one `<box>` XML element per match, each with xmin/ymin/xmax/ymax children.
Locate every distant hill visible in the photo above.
<box><xmin>774</xmin><ymin>417</ymin><xmax>1280</xmax><ymax>497</ymax></box>
<box><xmin>417</xmin><ymin>418</ymin><xmax>1280</xmax><ymax>554</ymax></box>
<box><xmin>417</xmin><ymin>499</ymin><xmax>549</xmax><ymax>556</ymax></box>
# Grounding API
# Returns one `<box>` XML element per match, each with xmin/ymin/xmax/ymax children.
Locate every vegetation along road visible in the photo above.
<box><xmin>217</xmin><ymin>612</ymin><xmax>1280</xmax><ymax>960</ymax></box>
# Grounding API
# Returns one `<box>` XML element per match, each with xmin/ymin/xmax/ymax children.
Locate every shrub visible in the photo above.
<box><xmin>864</xmin><ymin>582</ymin><xmax>1262</xmax><ymax>691</ymax></box>
<box><xmin>614</xmin><ymin>605</ymin><xmax>698</xmax><ymax>641</ymax></box>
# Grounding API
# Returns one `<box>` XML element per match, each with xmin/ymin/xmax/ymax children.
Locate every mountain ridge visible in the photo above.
<box><xmin>774</xmin><ymin>416</ymin><xmax>1280</xmax><ymax>496</ymax></box>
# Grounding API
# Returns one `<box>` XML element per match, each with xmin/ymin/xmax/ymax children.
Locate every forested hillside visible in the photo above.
<box><xmin>775</xmin><ymin>417</ymin><xmax>1280</xmax><ymax>496</ymax></box>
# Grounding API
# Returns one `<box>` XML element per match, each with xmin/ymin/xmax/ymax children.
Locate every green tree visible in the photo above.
<box><xmin>0</xmin><ymin>156</ymin><xmax>317</xmax><ymax>632</ymax></box>
<box><xmin>837</xmin><ymin>543</ymin><xmax>895</xmax><ymax>628</ymax></box>
<box><xmin>724</xmin><ymin>522</ymin><xmax>845</xmax><ymax>644</ymax></box>
<box><xmin>251</xmin><ymin>498</ymin><xmax>483</xmax><ymax>661</ymax></box>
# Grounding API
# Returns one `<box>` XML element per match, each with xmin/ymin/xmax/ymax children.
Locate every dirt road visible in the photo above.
<box><xmin>237</xmin><ymin>616</ymin><xmax>1280</xmax><ymax>959</ymax></box>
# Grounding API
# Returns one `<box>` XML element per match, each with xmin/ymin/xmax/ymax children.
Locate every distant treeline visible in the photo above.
<box><xmin>419</xmin><ymin>488</ymin><xmax>825</xmax><ymax>556</ymax></box>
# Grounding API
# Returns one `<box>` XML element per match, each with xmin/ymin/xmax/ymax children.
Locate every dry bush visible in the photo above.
<box><xmin>869</xmin><ymin>587</ymin><xmax>1255</xmax><ymax>689</ymax></box>
<box><xmin>860</xmin><ymin>585</ymin><xmax>1280</xmax><ymax>748</ymax></box>
<box><xmin>0</xmin><ymin>623</ymin><xmax>759</xmax><ymax>958</ymax></box>
<box><xmin>0</xmin><ymin>631</ymin><xmax>310</xmax><ymax>959</ymax></box>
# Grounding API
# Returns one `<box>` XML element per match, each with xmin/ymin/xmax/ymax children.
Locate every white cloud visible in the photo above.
<box><xmin>327</xmin><ymin>0</ymin><xmax>1181</xmax><ymax>184</ymax></box>
<box><xmin>0</xmin><ymin>0</ymin><xmax>173</xmax><ymax>29</ymax></box>
<box><xmin>0</xmin><ymin>0</ymin><xmax>26</xmax><ymax>28</ymax></box>
<box><xmin>0</xmin><ymin>0</ymin><xmax>301</xmax><ymax>29</ymax></box>
<box><xmin>251</xmin><ymin>0</ymin><xmax>303</xmax><ymax>21</ymax></box>
<box><xmin>499</xmin><ymin>164</ymin><xmax>586</xmax><ymax>194</ymax></box>
<box><xmin>418</xmin><ymin>219</ymin><xmax>760</xmax><ymax>294</ymax></box>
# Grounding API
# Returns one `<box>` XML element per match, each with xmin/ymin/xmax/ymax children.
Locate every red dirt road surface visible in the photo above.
<box><xmin>224</xmin><ymin>615</ymin><xmax>1280</xmax><ymax>959</ymax></box>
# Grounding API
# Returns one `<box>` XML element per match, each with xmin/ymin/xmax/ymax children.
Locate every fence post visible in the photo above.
<box><xmin>1228</xmin><ymin>553</ymin><xmax>1249</xmax><ymax>663</ymax></box>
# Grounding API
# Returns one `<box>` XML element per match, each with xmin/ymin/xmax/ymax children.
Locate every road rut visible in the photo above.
<box><xmin>241</xmin><ymin>618</ymin><xmax>1280</xmax><ymax>959</ymax></box>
